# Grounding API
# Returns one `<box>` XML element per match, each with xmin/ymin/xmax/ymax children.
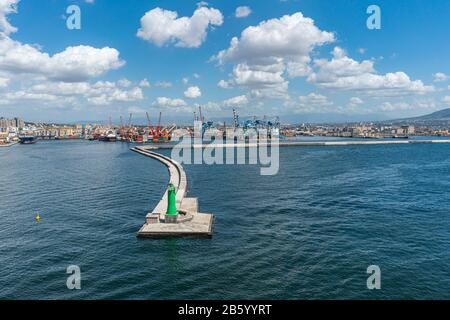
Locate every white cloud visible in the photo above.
<box><xmin>283</xmin><ymin>92</ymin><xmax>334</xmax><ymax>113</ymax></box>
<box><xmin>139</xmin><ymin>78</ymin><xmax>150</xmax><ymax>88</ymax></box>
<box><xmin>308</xmin><ymin>47</ymin><xmax>434</xmax><ymax>96</ymax></box>
<box><xmin>378</xmin><ymin>102</ymin><xmax>410</xmax><ymax>112</ymax></box>
<box><xmin>220</xmin><ymin>63</ymin><xmax>289</xmax><ymax>99</ymax></box>
<box><xmin>127</xmin><ymin>106</ymin><xmax>146</xmax><ymax>114</ymax></box>
<box><xmin>216</xmin><ymin>12</ymin><xmax>334</xmax><ymax>69</ymax></box>
<box><xmin>349</xmin><ymin>97</ymin><xmax>363</xmax><ymax>104</ymax></box>
<box><xmin>376</xmin><ymin>100</ymin><xmax>438</xmax><ymax>112</ymax></box>
<box><xmin>299</xmin><ymin>92</ymin><xmax>332</xmax><ymax>107</ymax></box>
<box><xmin>155</xmin><ymin>81</ymin><xmax>172</xmax><ymax>88</ymax></box>
<box><xmin>117</xmin><ymin>78</ymin><xmax>132</xmax><ymax>88</ymax></box>
<box><xmin>223</xmin><ymin>95</ymin><xmax>249</xmax><ymax>106</ymax></box>
<box><xmin>153</xmin><ymin>97</ymin><xmax>187</xmax><ymax>107</ymax></box>
<box><xmin>196</xmin><ymin>1</ymin><xmax>209</xmax><ymax>8</ymax></box>
<box><xmin>0</xmin><ymin>0</ymin><xmax>18</xmax><ymax>36</ymax></box>
<box><xmin>3</xmin><ymin>90</ymin><xmax>59</xmax><ymax>102</ymax></box>
<box><xmin>215</xmin><ymin>12</ymin><xmax>334</xmax><ymax>98</ymax></box>
<box><xmin>184</xmin><ymin>86</ymin><xmax>202</xmax><ymax>98</ymax></box>
<box><xmin>433</xmin><ymin>72</ymin><xmax>449</xmax><ymax>82</ymax></box>
<box><xmin>0</xmin><ymin>1</ymin><xmax>145</xmax><ymax>113</ymax></box>
<box><xmin>87</xmin><ymin>85</ymin><xmax>143</xmax><ymax>105</ymax></box>
<box><xmin>235</xmin><ymin>6</ymin><xmax>251</xmax><ymax>18</ymax></box>
<box><xmin>442</xmin><ymin>96</ymin><xmax>450</xmax><ymax>106</ymax></box>
<box><xmin>0</xmin><ymin>37</ymin><xmax>125</xmax><ymax>82</ymax></box>
<box><xmin>0</xmin><ymin>75</ymin><xmax>9</xmax><ymax>87</ymax></box>
<box><xmin>217</xmin><ymin>79</ymin><xmax>230</xmax><ymax>89</ymax></box>
<box><xmin>137</xmin><ymin>6</ymin><xmax>223</xmax><ymax>48</ymax></box>
<box><xmin>0</xmin><ymin>80</ymin><xmax>144</xmax><ymax>106</ymax></box>
<box><xmin>348</xmin><ymin>97</ymin><xmax>363</xmax><ymax>107</ymax></box>
<box><xmin>0</xmin><ymin>1</ymin><xmax>125</xmax><ymax>86</ymax></box>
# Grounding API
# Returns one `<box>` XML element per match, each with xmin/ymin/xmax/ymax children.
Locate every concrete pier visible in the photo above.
<box><xmin>141</xmin><ymin>139</ymin><xmax>450</xmax><ymax>150</ymax></box>
<box><xmin>131</xmin><ymin>146</ymin><xmax>214</xmax><ymax>239</ymax></box>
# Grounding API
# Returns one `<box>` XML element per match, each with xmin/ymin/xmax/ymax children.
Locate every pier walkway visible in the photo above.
<box><xmin>141</xmin><ymin>139</ymin><xmax>450</xmax><ymax>150</ymax></box>
<box><xmin>131</xmin><ymin>146</ymin><xmax>214</xmax><ymax>238</ymax></box>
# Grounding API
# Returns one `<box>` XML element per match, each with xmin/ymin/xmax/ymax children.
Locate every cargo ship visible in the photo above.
<box><xmin>99</xmin><ymin>130</ymin><xmax>117</xmax><ymax>142</ymax></box>
<box><xmin>19</xmin><ymin>136</ymin><xmax>37</xmax><ymax>145</ymax></box>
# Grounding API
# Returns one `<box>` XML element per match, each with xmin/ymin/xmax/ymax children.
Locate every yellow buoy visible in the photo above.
<box><xmin>35</xmin><ymin>214</ymin><xmax>41</xmax><ymax>222</ymax></box>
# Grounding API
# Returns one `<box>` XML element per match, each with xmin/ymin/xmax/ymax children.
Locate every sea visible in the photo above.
<box><xmin>1</xmin><ymin>139</ymin><xmax>450</xmax><ymax>299</ymax></box>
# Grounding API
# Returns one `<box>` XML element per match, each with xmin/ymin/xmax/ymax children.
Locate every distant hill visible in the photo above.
<box><xmin>388</xmin><ymin>108</ymin><xmax>450</xmax><ymax>124</ymax></box>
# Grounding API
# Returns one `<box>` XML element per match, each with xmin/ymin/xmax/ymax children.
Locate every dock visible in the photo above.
<box><xmin>131</xmin><ymin>146</ymin><xmax>214</xmax><ymax>239</ymax></box>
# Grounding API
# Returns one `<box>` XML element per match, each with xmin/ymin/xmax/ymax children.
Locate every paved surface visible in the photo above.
<box><xmin>140</xmin><ymin>139</ymin><xmax>450</xmax><ymax>150</ymax></box>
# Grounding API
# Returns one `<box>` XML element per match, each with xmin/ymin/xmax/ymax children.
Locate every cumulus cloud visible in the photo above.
<box><xmin>137</xmin><ymin>6</ymin><xmax>223</xmax><ymax>48</ymax></box>
<box><xmin>117</xmin><ymin>78</ymin><xmax>132</xmax><ymax>88</ymax></box>
<box><xmin>153</xmin><ymin>97</ymin><xmax>187</xmax><ymax>107</ymax></box>
<box><xmin>442</xmin><ymin>96</ymin><xmax>450</xmax><ymax>106</ymax></box>
<box><xmin>296</xmin><ymin>93</ymin><xmax>333</xmax><ymax>112</ymax></box>
<box><xmin>0</xmin><ymin>1</ymin><xmax>134</xmax><ymax>111</ymax></box>
<box><xmin>224</xmin><ymin>63</ymin><xmax>289</xmax><ymax>99</ymax></box>
<box><xmin>216</xmin><ymin>13</ymin><xmax>334</xmax><ymax>66</ymax></box>
<box><xmin>308</xmin><ymin>47</ymin><xmax>434</xmax><ymax>96</ymax></box>
<box><xmin>0</xmin><ymin>0</ymin><xmax>18</xmax><ymax>36</ymax></box>
<box><xmin>235</xmin><ymin>6</ymin><xmax>251</xmax><ymax>18</ymax></box>
<box><xmin>217</xmin><ymin>79</ymin><xmax>230</xmax><ymax>89</ymax></box>
<box><xmin>184</xmin><ymin>86</ymin><xmax>202</xmax><ymax>98</ymax></box>
<box><xmin>348</xmin><ymin>97</ymin><xmax>364</xmax><ymax>107</ymax></box>
<box><xmin>0</xmin><ymin>37</ymin><xmax>125</xmax><ymax>82</ymax></box>
<box><xmin>215</xmin><ymin>12</ymin><xmax>334</xmax><ymax>98</ymax></box>
<box><xmin>433</xmin><ymin>72</ymin><xmax>449</xmax><ymax>82</ymax></box>
<box><xmin>155</xmin><ymin>81</ymin><xmax>172</xmax><ymax>88</ymax></box>
<box><xmin>223</xmin><ymin>95</ymin><xmax>249</xmax><ymax>106</ymax></box>
<box><xmin>0</xmin><ymin>75</ymin><xmax>9</xmax><ymax>87</ymax></box>
<box><xmin>139</xmin><ymin>78</ymin><xmax>150</xmax><ymax>88</ymax></box>
<box><xmin>5</xmin><ymin>80</ymin><xmax>144</xmax><ymax>106</ymax></box>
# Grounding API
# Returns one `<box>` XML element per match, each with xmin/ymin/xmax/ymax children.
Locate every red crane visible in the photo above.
<box><xmin>120</xmin><ymin>115</ymin><xmax>124</xmax><ymax>140</ymax></box>
<box><xmin>146</xmin><ymin>112</ymin><xmax>153</xmax><ymax>130</ymax></box>
<box><xmin>127</xmin><ymin>113</ymin><xmax>133</xmax><ymax>128</ymax></box>
<box><xmin>157</xmin><ymin>112</ymin><xmax>162</xmax><ymax>132</ymax></box>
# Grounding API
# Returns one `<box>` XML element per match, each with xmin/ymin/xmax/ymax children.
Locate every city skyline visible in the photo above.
<box><xmin>0</xmin><ymin>0</ymin><xmax>450</xmax><ymax>123</ymax></box>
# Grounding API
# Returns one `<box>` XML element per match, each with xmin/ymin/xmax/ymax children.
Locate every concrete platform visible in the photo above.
<box><xmin>131</xmin><ymin>147</ymin><xmax>214</xmax><ymax>239</ymax></box>
<box><xmin>138</xmin><ymin>211</ymin><xmax>214</xmax><ymax>239</ymax></box>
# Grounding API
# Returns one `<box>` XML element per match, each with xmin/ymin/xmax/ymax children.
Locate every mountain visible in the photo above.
<box><xmin>386</xmin><ymin>108</ymin><xmax>450</xmax><ymax>125</ymax></box>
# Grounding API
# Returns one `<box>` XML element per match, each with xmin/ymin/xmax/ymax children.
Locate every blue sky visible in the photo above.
<box><xmin>1</xmin><ymin>0</ymin><xmax>450</xmax><ymax>123</ymax></box>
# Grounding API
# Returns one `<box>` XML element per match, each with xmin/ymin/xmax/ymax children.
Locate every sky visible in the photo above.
<box><xmin>1</xmin><ymin>0</ymin><xmax>450</xmax><ymax>123</ymax></box>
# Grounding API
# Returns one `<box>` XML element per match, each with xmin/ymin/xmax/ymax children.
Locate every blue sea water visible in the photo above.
<box><xmin>1</xmin><ymin>140</ymin><xmax>450</xmax><ymax>300</ymax></box>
